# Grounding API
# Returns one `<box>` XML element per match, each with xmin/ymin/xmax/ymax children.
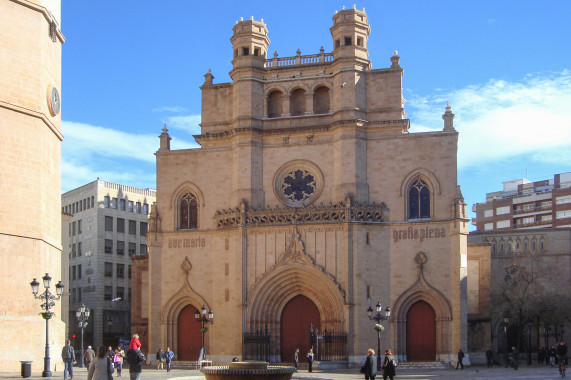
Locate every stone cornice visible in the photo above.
<box><xmin>9</xmin><ymin>0</ymin><xmax>65</xmax><ymax>43</ymax></box>
<box><xmin>0</xmin><ymin>100</ymin><xmax>63</xmax><ymax>141</ymax></box>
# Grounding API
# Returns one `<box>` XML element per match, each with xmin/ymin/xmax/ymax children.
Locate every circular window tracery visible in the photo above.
<box><xmin>274</xmin><ymin>161</ymin><xmax>323</xmax><ymax>207</ymax></box>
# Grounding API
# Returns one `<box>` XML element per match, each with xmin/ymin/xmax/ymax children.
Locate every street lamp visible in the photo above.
<box><xmin>194</xmin><ymin>305</ymin><xmax>214</xmax><ymax>357</ymax></box>
<box><xmin>367</xmin><ymin>302</ymin><xmax>391</xmax><ymax>368</ymax></box>
<box><xmin>76</xmin><ymin>304</ymin><xmax>90</xmax><ymax>367</ymax></box>
<box><xmin>30</xmin><ymin>273</ymin><xmax>64</xmax><ymax>377</ymax></box>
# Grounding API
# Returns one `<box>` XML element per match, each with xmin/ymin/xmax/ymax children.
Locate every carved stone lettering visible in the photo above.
<box><xmin>392</xmin><ymin>226</ymin><xmax>447</xmax><ymax>243</ymax></box>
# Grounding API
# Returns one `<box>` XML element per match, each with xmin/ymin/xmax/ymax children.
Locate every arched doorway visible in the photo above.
<box><xmin>406</xmin><ymin>301</ymin><xmax>436</xmax><ymax>361</ymax></box>
<box><xmin>281</xmin><ymin>295</ymin><xmax>320</xmax><ymax>362</ymax></box>
<box><xmin>178</xmin><ymin>305</ymin><xmax>202</xmax><ymax>361</ymax></box>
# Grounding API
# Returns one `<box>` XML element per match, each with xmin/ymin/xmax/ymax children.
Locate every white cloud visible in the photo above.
<box><xmin>152</xmin><ymin>106</ymin><xmax>188</xmax><ymax>113</ymax></box>
<box><xmin>406</xmin><ymin>70</ymin><xmax>571</xmax><ymax>169</ymax></box>
<box><xmin>164</xmin><ymin>114</ymin><xmax>201</xmax><ymax>135</ymax></box>
<box><xmin>60</xmin><ymin>120</ymin><xmax>195</xmax><ymax>192</ymax></box>
<box><xmin>62</xmin><ymin>121</ymin><xmax>158</xmax><ymax>163</ymax></box>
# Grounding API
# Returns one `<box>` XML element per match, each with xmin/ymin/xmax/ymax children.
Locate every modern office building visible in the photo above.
<box><xmin>0</xmin><ymin>0</ymin><xmax>65</xmax><ymax>372</ymax></box>
<box><xmin>62</xmin><ymin>179</ymin><xmax>155</xmax><ymax>349</ymax></box>
<box><xmin>132</xmin><ymin>7</ymin><xmax>469</xmax><ymax>366</ymax></box>
<box><xmin>472</xmin><ymin>172</ymin><xmax>571</xmax><ymax>231</ymax></box>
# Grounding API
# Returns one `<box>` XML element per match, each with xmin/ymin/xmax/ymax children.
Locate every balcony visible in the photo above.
<box><xmin>513</xmin><ymin>219</ymin><xmax>552</xmax><ymax>229</ymax></box>
<box><xmin>264</xmin><ymin>49</ymin><xmax>334</xmax><ymax>68</ymax></box>
<box><xmin>513</xmin><ymin>205</ymin><xmax>552</xmax><ymax>215</ymax></box>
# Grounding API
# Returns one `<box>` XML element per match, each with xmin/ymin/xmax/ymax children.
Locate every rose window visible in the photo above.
<box><xmin>274</xmin><ymin>161</ymin><xmax>323</xmax><ymax>207</ymax></box>
<box><xmin>282</xmin><ymin>169</ymin><xmax>316</xmax><ymax>202</ymax></box>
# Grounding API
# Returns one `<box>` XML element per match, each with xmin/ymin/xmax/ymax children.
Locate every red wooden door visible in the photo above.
<box><xmin>406</xmin><ymin>301</ymin><xmax>436</xmax><ymax>361</ymax></box>
<box><xmin>178</xmin><ymin>305</ymin><xmax>202</xmax><ymax>361</ymax></box>
<box><xmin>280</xmin><ymin>295</ymin><xmax>320</xmax><ymax>362</ymax></box>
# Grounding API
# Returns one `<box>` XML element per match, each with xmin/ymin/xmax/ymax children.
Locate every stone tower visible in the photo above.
<box><xmin>0</xmin><ymin>0</ymin><xmax>65</xmax><ymax>372</ymax></box>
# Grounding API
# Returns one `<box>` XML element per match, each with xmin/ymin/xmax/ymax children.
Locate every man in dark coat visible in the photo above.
<box><xmin>510</xmin><ymin>346</ymin><xmax>519</xmax><ymax>370</ymax></box>
<box><xmin>306</xmin><ymin>348</ymin><xmax>315</xmax><ymax>372</ymax></box>
<box><xmin>485</xmin><ymin>347</ymin><xmax>493</xmax><ymax>367</ymax></box>
<box><xmin>127</xmin><ymin>348</ymin><xmax>145</xmax><ymax>380</ymax></box>
<box><xmin>363</xmin><ymin>348</ymin><xmax>377</xmax><ymax>380</ymax></box>
<box><xmin>456</xmin><ymin>348</ymin><xmax>465</xmax><ymax>369</ymax></box>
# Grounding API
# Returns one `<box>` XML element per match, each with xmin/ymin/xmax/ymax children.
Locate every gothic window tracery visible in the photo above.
<box><xmin>179</xmin><ymin>193</ymin><xmax>198</xmax><ymax>230</ymax></box>
<box><xmin>408</xmin><ymin>178</ymin><xmax>430</xmax><ymax>219</ymax></box>
<box><xmin>274</xmin><ymin>161</ymin><xmax>323</xmax><ymax>208</ymax></box>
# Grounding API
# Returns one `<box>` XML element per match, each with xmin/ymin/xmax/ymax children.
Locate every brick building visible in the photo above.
<box><xmin>472</xmin><ymin>172</ymin><xmax>571</xmax><ymax>231</ymax></box>
<box><xmin>132</xmin><ymin>7</ymin><xmax>469</xmax><ymax>366</ymax></box>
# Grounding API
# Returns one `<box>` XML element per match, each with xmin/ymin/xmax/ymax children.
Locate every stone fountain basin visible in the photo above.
<box><xmin>201</xmin><ymin>361</ymin><xmax>296</xmax><ymax>380</ymax></box>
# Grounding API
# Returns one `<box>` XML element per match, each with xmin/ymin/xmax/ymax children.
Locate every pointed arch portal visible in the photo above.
<box><xmin>177</xmin><ymin>305</ymin><xmax>202</xmax><ymax>361</ymax></box>
<box><xmin>406</xmin><ymin>300</ymin><xmax>436</xmax><ymax>361</ymax></box>
<box><xmin>280</xmin><ymin>295</ymin><xmax>320</xmax><ymax>362</ymax></box>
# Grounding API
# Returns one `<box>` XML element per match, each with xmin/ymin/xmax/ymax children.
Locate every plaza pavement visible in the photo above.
<box><xmin>0</xmin><ymin>364</ymin><xmax>565</xmax><ymax>380</ymax></box>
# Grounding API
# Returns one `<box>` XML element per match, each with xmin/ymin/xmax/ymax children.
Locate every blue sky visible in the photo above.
<box><xmin>61</xmin><ymin>1</ymin><xmax>571</xmax><ymax>228</ymax></box>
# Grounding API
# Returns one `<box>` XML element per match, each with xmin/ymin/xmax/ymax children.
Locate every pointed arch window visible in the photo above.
<box><xmin>179</xmin><ymin>193</ymin><xmax>198</xmax><ymax>230</ymax></box>
<box><xmin>409</xmin><ymin>178</ymin><xmax>430</xmax><ymax>219</ymax></box>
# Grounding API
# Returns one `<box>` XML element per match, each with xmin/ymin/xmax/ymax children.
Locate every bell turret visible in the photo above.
<box><xmin>230</xmin><ymin>17</ymin><xmax>270</xmax><ymax>70</ymax></box>
<box><xmin>330</xmin><ymin>5</ymin><xmax>370</xmax><ymax>62</ymax></box>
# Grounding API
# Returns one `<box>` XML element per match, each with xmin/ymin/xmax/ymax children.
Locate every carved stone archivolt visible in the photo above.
<box><xmin>246</xmin><ymin>228</ymin><xmax>346</xmax><ymax>334</ymax></box>
<box><xmin>215</xmin><ymin>200</ymin><xmax>389</xmax><ymax>229</ymax></box>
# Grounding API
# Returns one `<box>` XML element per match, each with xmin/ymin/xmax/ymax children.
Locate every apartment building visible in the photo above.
<box><xmin>62</xmin><ymin>179</ymin><xmax>155</xmax><ymax>348</ymax></box>
<box><xmin>472</xmin><ymin>172</ymin><xmax>571</xmax><ymax>231</ymax></box>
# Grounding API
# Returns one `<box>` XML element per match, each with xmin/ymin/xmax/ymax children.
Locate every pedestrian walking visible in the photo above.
<box><xmin>156</xmin><ymin>348</ymin><xmax>165</xmax><ymax>370</ymax></box>
<box><xmin>306</xmin><ymin>348</ymin><xmax>315</xmax><ymax>372</ymax></box>
<box><xmin>61</xmin><ymin>339</ymin><xmax>76</xmax><ymax>380</ymax></box>
<box><xmin>165</xmin><ymin>347</ymin><xmax>174</xmax><ymax>372</ymax></box>
<box><xmin>550</xmin><ymin>345</ymin><xmax>557</xmax><ymax>366</ymax></box>
<box><xmin>294</xmin><ymin>348</ymin><xmax>299</xmax><ymax>369</ymax></box>
<box><xmin>456</xmin><ymin>348</ymin><xmax>464</xmax><ymax>369</ymax></box>
<box><xmin>381</xmin><ymin>349</ymin><xmax>396</xmax><ymax>380</ymax></box>
<box><xmin>85</xmin><ymin>345</ymin><xmax>95</xmax><ymax>368</ymax></box>
<box><xmin>113</xmin><ymin>345</ymin><xmax>125</xmax><ymax>377</ymax></box>
<box><xmin>88</xmin><ymin>345</ymin><xmax>115</xmax><ymax>380</ymax></box>
<box><xmin>485</xmin><ymin>347</ymin><xmax>493</xmax><ymax>367</ymax></box>
<box><xmin>510</xmin><ymin>346</ymin><xmax>519</xmax><ymax>370</ymax></box>
<box><xmin>126</xmin><ymin>347</ymin><xmax>145</xmax><ymax>380</ymax></box>
<box><xmin>362</xmin><ymin>348</ymin><xmax>377</xmax><ymax>380</ymax></box>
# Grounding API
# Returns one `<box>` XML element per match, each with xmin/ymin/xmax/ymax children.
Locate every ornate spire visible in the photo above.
<box><xmin>442</xmin><ymin>101</ymin><xmax>455</xmax><ymax>131</ymax></box>
<box><xmin>203</xmin><ymin>68</ymin><xmax>214</xmax><ymax>86</ymax></box>
<box><xmin>390</xmin><ymin>50</ymin><xmax>400</xmax><ymax>69</ymax></box>
<box><xmin>158</xmin><ymin>123</ymin><xmax>171</xmax><ymax>152</ymax></box>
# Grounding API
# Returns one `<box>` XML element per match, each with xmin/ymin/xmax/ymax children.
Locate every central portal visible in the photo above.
<box><xmin>280</xmin><ymin>295</ymin><xmax>320</xmax><ymax>362</ymax></box>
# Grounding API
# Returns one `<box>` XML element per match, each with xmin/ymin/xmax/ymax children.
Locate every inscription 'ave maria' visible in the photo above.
<box><xmin>168</xmin><ymin>238</ymin><xmax>206</xmax><ymax>248</ymax></box>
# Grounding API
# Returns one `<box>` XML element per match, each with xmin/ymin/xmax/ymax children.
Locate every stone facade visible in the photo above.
<box><xmin>0</xmin><ymin>0</ymin><xmax>65</xmax><ymax>372</ymax></box>
<box><xmin>61</xmin><ymin>180</ymin><xmax>156</xmax><ymax>349</ymax></box>
<box><xmin>133</xmin><ymin>7</ymin><xmax>469</xmax><ymax>366</ymax></box>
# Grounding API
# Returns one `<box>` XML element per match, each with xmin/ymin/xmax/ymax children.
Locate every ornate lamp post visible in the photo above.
<box><xmin>30</xmin><ymin>273</ymin><xmax>64</xmax><ymax>377</ymax></box>
<box><xmin>76</xmin><ymin>304</ymin><xmax>90</xmax><ymax>367</ymax></box>
<box><xmin>367</xmin><ymin>302</ymin><xmax>391</xmax><ymax>368</ymax></box>
<box><xmin>194</xmin><ymin>305</ymin><xmax>214</xmax><ymax>356</ymax></box>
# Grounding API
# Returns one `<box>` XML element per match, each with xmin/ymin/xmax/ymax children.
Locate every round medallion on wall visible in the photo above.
<box><xmin>46</xmin><ymin>85</ymin><xmax>60</xmax><ymax>116</ymax></box>
<box><xmin>273</xmin><ymin>160</ymin><xmax>323</xmax><ymax>208</ymax></box>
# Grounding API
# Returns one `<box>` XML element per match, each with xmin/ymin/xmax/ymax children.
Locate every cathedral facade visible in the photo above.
<box><xmin>134</xmin><ymin>7</ymin><xmax>469</xmax><ymax>366</ymax></box>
